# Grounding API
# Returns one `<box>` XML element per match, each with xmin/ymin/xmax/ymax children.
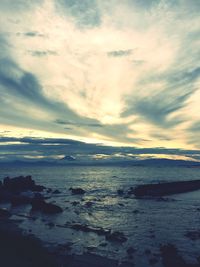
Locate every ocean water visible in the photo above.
<box><xmin>0</xmin><ymin>165</ymin><xmax>200</xmax><ymax>266</ymax></box>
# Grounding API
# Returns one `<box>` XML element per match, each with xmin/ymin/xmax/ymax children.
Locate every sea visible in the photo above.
<box><xmin>0</xmin><ymin>165</ymin><xmax>200</xmax><ymax>267</ymax></box>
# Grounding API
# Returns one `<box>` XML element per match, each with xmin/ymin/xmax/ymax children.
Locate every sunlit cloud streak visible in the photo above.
<box><xmin>0</xmin><ymin>0</ymin><xmax>199</xmax><ymax>149</ymax></box>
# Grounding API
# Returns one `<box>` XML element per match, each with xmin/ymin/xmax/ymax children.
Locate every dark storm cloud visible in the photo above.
<box><xmin>56</xmin><ymin>0</ymin><xmax>101</xmax><ymax>27</ymax></box>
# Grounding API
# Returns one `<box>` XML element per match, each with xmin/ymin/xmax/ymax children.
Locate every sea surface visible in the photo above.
<box><xmin>0</xmin><ymin>165</ymin><xmax>200</xmax><ymax>267</ymax></box>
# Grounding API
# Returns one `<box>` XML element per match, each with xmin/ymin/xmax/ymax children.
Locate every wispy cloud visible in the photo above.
<box><xmin>0</xmin><ymin>0</ymin><xmax>199</xmax><ymax>148</ymax></box>
<box><xmin>56</xmin><ymin>0</ymin><xmax>101</xmax><ymax>28</ymax></box>
<box><xmin>107</xmin><ymin>49</ymin><xmax>133</xmax><ymax>57</ymax></box>
<box><xmin>28</xmin><ymin>50</ymin><xmax>57</xmax><ymax>57</ymax></box>
<box><xmin>18</xmin><ymin>31</ymin><xmax>46</xmax><ymax>37</ymax></box>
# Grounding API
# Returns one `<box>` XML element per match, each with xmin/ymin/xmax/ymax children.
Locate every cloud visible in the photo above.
<box><xmin>56</xmin><ymin>0</ymin><xmax>101</xmax><ymax>27</ymax></box>
<box><xmin>0</xmin><ymin>136</ymin><xmax>200</xmax><ymax>163</ymax></box>
<box><xmin>23</xmin><ymin>31</ymin><xmax>45</xmax><ymax>37</ymax></box>
<box><xmin>0</xmin><ymin>0</ymin><xmax>43</xmax><ymax>12</ymax></box>
<box><xmin>0</xmin><ymin>57</ymin><xmax>55</xmax><ymax>111</ymax></box>
<box><xmin>28</xmin><ymin>50</ymin><xmax>57</xmax><ymax>57</ymax></box>
<box><xmin>0</xmin><ymin>0</ymin><xmax>200</xmax><ymax>148</ymax></box>
<box><xmin>186</xmin><ymin>121</ymin><xmax>200</xmax><ymax>148</ymax></box>
<box><xmin>107</xmin><ymin>49</ymin><xmax>133</xmax><ymax>57</ymax></box>
<box><xmin>55</xmin><ymin>119</ymin><xmax>103</xmax><ymax>128</ymax></box>
<box><xmin>189</xmin><ymin>122</ymin><xmax>200</xmax><ymax>132</ymax></box>
<box><xmin>123</xmin><ymin>90</ymin><xmax>192</xmax><ymax>128</ymax></box>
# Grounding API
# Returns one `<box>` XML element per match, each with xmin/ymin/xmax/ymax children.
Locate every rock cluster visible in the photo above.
<box><xmin>0</xmin><ymin>176</ymin><xmax>62</xmax><ymax>214</ymax></box>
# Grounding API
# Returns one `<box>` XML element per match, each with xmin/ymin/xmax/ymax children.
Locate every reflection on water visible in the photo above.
<box><xmin>0</xmin><ymin>165</ymin><xmax>200</xmax><ymax>266</ymax></box>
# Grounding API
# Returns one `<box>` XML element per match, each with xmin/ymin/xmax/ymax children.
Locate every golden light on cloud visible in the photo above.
<box><xmin>0</xmin><ymin>0</ymin><xmax>199</xmax><ymax>149</ymax></box>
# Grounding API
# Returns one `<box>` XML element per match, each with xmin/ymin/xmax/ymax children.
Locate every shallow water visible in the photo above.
<box><xmin>0</xmin><ymin>165</ymin><xmax>200</xmax><ymax>267</ymax></box>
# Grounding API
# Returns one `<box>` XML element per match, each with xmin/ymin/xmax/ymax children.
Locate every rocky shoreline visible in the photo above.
<box><xmin>1</xmin><ymin>175</ymin><xmax>200</xmax><ymax>267</ymax></box>
<box><xmin>0</xmin><ymin>216</ymin><xmax>133</xmax><ymax>267</ymax></box>
<box><xmin>0</xmin><ymin>176</ymin><xmax>131</xmax><ymax>267</ymax></box>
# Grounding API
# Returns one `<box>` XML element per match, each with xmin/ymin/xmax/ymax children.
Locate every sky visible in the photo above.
<box><xmin>0</xmin><ymin>0</ymin><xmax>200</xmax><ymax>151</ymax></box>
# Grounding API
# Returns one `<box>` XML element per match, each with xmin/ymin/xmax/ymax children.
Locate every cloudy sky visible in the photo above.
<box><xmin>0</xmin><ymin>0</ymin><xmax>200</xmax><ymax>149</ymax></box>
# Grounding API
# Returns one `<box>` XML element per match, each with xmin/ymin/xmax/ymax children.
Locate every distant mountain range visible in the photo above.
<box><xmin>0</xmin><ymin>158</ymin><xmax>200</xmax><ymax>167</ymax></box>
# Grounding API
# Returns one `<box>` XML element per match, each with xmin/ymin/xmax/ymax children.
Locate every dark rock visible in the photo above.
<box><xmin>185</xmin><ymin>230</ymin><xmax>200</xmax><ymax>241</ymax></box>
<box><xmin>11</xmin><ymin>195</ymin><xmax>32</xmax><ymax>206</ymax></box>
<box><xmin>117</xmin><ymin>189</ymin><xmax>124</xmax><ymax>195</ymax></box>
<box><xmin>85</xmin><ymin>201</ymin><xmax>93</xmax><ymax>208</ymax></box>
<box><xmin>57</xmin><ymin>242</ymin><xmax>72</xmax><ymax>252</ymax></box>
<box><xmin>71</xmin><ymin>201</ymin><xmax>80</xmax><ymax>206</ymax></box>
<box><xmin>87</xmin><ymin>246</ymin><xmax>96</xmax><ymax>252</ymax></box>
<box><xmin>33</xmin><ymin>185</ymin><xmax>45</xmax><ymax>192</ymax></box>
<box><xmin>0</xmin><ymin>226</ymin><xmax>58</xmax><ymax>267</ymax></box>
<box><xmin>119</xmin><ymin>261</ymin><xmax>135</xmax><ymax>267</ymax></box>
<box><xmin>47</xmin><ymin>222</ymin><xmax>55</xmax><ymax>228</ymax></box>
<box><xmin>127</xmin><ymin>247</ymin><xmax>136</xmax><ymax>255</ymax></box>
<box><xmin>69</xmin><ymin>187</ymin><xmax>85</xmax><ymax>195</ymax></box>
<box><xmin>3</xmin><ymin>176</ymin><xmax>34</xmax><ymax>192</ymax></box>
<box><xmin>3</xmin><ymin>176</ymin><xmax>45</xmax><ymax>193</ymax></box>
<box><xmin>99</xmin><ymin>242</ymin><xmax>108</xmax><ymax>247</ymax></box>
<box><xmin>106</xmin><ymin>231</ymin><xmax>127</xmax><ymax>243</ymax></box>
<box><xmin>52</xmin><ymin>190</ymin><xmax>61</xmax><ymax>194</ymax></box>
<box><xmin>34</xmin><ymin>193</ymin><xmax>44</xmax><ymax>200</ymax></box>
<box><xmin>31</xmin><ymin>199</ymin><xmax>63</xmax><ymax>214</ymax></box>
<box><xmin>160</xmin><ymin>244</ymin><xmax>199</xmax><ymax>267</ymax></box>
<box><xmin>132</xmin><ymin>180</ymin><xmax>200</xmax><ymax>197</ymax></box>
<box><xmin>133</xmin><ymin>209</ymin><xmax>140</xmax><ymax>214</ymax></box>
<box><xmin>160</xmin><ymin>244</ymin><xmax>184</xmax><ymax>267</ymax></box>
<box><xmin>128</xmin><ymin>187</ymin><xmax>134</xmax><ymax>194</ymax></box>
<box><xmin>149</xmin><ymin>258</ymin><xmax>158</xmax><ymax>265</ymax></box>
<box><xmin>0</xmin><ymin>208</ymin><xmax>11</xmax><ymax>218</ymax></box>
<box><xmin>145</xmin><ymin>249</ymin><xmax>151</xmax><ymax>255</ymax></box>
<box><xmin>66</xmin><ymin>252</ymin><xmax>119</xmax><ymax>267</ymax></box>
<box><xmin>149</xmin><ymin>234</ymin><xmax>155</xmax><ymax>239</ymax></box>
<box><xmin>70</xmin><ymin>223</ymin><xmax>110</xmax><ymax>236</ymax></box>
<box><xmin>0</xmin><ymin>189</ymin><xmax>13</xmax><ymax>202</ymax></box>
